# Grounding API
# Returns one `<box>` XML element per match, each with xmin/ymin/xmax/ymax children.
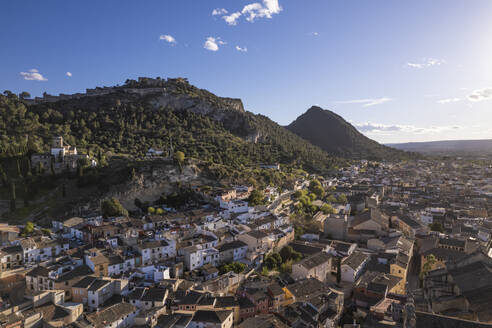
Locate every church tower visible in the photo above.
<box><xmin>52</xmin><ymin>136</ymin><xmax>63</xmax><ymax>148</ymax></box>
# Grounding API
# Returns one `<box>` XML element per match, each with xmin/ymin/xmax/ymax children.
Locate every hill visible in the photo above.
<box><xmin>0</xmin><ymin>78</ymin><xmax>346</xmax><ymax>174</ymax></box>
<box><xmin>387</xmin><ymin>139</ymin><xmax>492</xmax><ymax>155</ymax></box>
<box><xmin>0</xmin><ymin>78</ymin><xmax>353</xmax><ymax>222</ymax></box>
<box><xmin>286</xmin><ymin>106</ymin><xmax>414</xmax><ymax>160</ymax></box>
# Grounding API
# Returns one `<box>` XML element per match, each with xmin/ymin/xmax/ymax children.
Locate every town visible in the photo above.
<box><xmin>1</xmin><ymin>157</ymin><xmax>491</xmax><ymax>328</ymax></box>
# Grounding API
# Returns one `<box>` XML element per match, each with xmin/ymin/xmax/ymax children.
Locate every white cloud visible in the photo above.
<box><xmin>20</xmin><ymin>68</ymin><xmax>47</xmax><ymax>81</ymax></box>
<box><xmin>242</xmin><ymin>0</ymin><xmax>282</xmax><ymax>22</ymax></box>
<box><xmin>335</xmin><ymin>97</ymin><xmax>393</xmax><ymax>107</ymax></box>
<box><xmin>354</xmin><ymin>122</ymin><xmax>463</xmax><ymax>135</ymax></box>
<box><xmin>437</xmin><ymin>98</ymin><xmax>460</xmax><ymax>104</ymax></box>
<box><xmin>407</xmin><ymin>58</ymin><xmax>444</xmax><ymax>69</ymax></box>
<box><xmin>204</xmin><ymin>37</ymin><xmax>221</xmax><ymax>51</ymax></box>
<box><xmin>159</xmin><ymin>34</ymin><xmax>176</xmax><ymax>44</ymax></box>
<box><xmin>467</xmin><ymin>88</ymin><xmax>492</xmax><ymax>102</ymax></box>
<box><xmin>235</xmin><ymin>45</ymin><xmax>248</xmax><ymax>52</ymax></box>
<box><xmin>66</xmin><ymin>72</ymin><xmax>72</xmax><ymax>77</ymax></box>
<box><xmin>212</xmin><ymin>8</ymin><xmax>228</xmax><ymax>16</ymax></box>
<box><xmin>223</xmin><ymin>12</ymin><xmax>242</xmax><ymax>25</ymax></box>
<box><xmin>221</xmin><ymin>0</ymin><xmax>282</xmax><ymax>25</ymax></box>
<box><xmin>312</xmin><ymin>32</ymin><xmax>319</xmax><ymax>36</ymax></box>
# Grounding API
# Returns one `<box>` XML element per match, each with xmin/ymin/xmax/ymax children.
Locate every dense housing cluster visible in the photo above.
<box><xmin>0</xmin><ymin>157</ymin><xmax>491</xmax><ymax>327</ymax></box>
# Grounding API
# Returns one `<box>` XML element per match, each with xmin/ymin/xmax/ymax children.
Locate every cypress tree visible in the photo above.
<box><xmin>23</xmin><ymin>182</ymin><xmax>29</xmax><ymax>207</ymax></box>
<box><xmin>0</xmin><ymin>165</ymin><xmax>7</xmax><ymax>187</ymax></box>
<box><xmin>38</xmin><ymin>162</ymin><xmax>44</xmax><ymax>175</ymax></box>
<box><xmin>77</xmin><ymin>164</ymin><xmax>84</xmax><ymax>178</ymax></box>
<box><xmin>26</xmin><ymin>158</ymin><xmax>32</xmax><ymax>176</ymax></box>
<box><xmin>16</xmin><ymin>159</ymin><xmax>22</xmax><ymax>178</ymax></box>
<box><xmin>9</xmin><ymin>181</ymin><xmax>16</xmax><ymax>212</ymax></box>
<box><xmin>50</xmin><ymin>161</ymin><xmax>56</xmax><ymax>177</ymax></box>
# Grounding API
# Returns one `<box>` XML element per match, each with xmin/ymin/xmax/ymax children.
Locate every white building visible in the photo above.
<box><xmin>182</xmin><ymin>245</ymin><xmax>219</xmax><ymax>271</ymax></box>
<box><xmin>136</xmin><ymin>239</ymin><xmax>177</xmax><ymax>265</ymax></box>
<box><xmin>217</xmin><ymin>240</ymin><xmax>248</xmax><ymax>264</ymax></box>
<box><xmin>341</xmin><ymin>252</ymin><xmax>369</xmax><ymax>283</ymax></box>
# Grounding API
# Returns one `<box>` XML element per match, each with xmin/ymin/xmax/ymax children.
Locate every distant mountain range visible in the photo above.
<box><xmin>387</xmin><ymin>139</ymin><xmax>492</xmax><ymax>155</ymax></box>
<box><xmin>286</xmin><ymin>106</ymin><xmax>415</xmax><ymax>160</ymax></box>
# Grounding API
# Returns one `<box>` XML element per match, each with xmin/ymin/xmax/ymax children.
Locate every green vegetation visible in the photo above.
<box><xmin>294</xmin><ymin>226</ymin><xmax>305</xmax><ymax>239</ymax></box>
<box><xmin>293</xmin><ymin>189</ymin><xmax>317</xmax><ymax>214</ymax></box>
<box><xmin>247</xmin><ymin>190</ymin><xmax>266</xmax><ymax>206</ymax></box>
<box><xmin>0</xmin><ymin>88</ymin><xmax>344</xmax><ymax>175</ymax></box>
<box><xmin>174</xmin><ymin>151</ymin><xmax>185</xmax><ymax>167</ymax></box>
<box><xmin>335</xmin><ymin>257</ymin><xmax>342</xmax><ymax>284</ymax></box>
<box><xmin>263</xmin><ymin>246</ymin><xmax>302</xmax><ymax>273</ymax></box>
<box><xmin>279</xmin><ymin>246</ymin><xmax>302</xmax><ymax>262</ymax></box>
<box><xmin>156</xmin><ymin>186</ymin><xmax>203</xmax><ymax>209</ymax></box>
<box><xmin>101</xmin><ymin>198</ymin><xmax>128</xmax><ymax>218</ymax></box>
<box><xmin>321</xmin><ymin>203</ymin><xmax>335</xmax><ymax>214</ymax></box>
<box><xmin>219</xmin><ymin>262</ymin><xmax>247</xmax><ymax>274</ymax></box>
<box><xmin>338</xmin><ymin>194</ymin><xmax>348</xmax><ymax>204</ymax></box>
<box><xmin>420</xmin><ymin>254</ymin><xmax>437</xmax><ymax>281</ymax></box>
<box><xmin>287</xmin><ymin>106</ymin><xmax>419</xmax><ymax>160</ymax></box>
<box><xmin>9</xmin><ymin>181</ymin><xmax>16</xmax><ymax>212</ymax></box>
<box><xmin>428</xmin><ymin>222</ymin><xmax>444</xmax><ymax>233</ymax></box>
<box><xmin>308</xmin><ymin>179</ymin><xmax>325</xmax><ymax>199</ymax></box>
<box><xmin>41</xmin><ymin>228</ymin><xmax>51</xmax><ymax>236</ymax></box>
<box><xmin>21</xmin><ymin>221</ymin><xmax>34</xmax><ymax>236</ymax></box>
<box><xmin>0</xmin><ymin>79</ymin><xmax>352</xmax><ymax>223</ymax></box>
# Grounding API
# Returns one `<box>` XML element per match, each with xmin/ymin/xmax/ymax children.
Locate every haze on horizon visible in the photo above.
<box><xmin>1</xmin><ymin>0</ymin><xmax>492</xmax><ymax>144</ymax></box>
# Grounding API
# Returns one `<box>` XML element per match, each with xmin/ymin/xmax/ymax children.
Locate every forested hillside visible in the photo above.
<box><xmin>0</xmin><ymin>83</ymin><xmax>344</xmax><ymax>174</ymax></box>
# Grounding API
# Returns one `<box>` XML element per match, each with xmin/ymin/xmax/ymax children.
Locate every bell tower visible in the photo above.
<box><xmin>52</xmin><ymin>136</ymin><xmax>63</xmax><ymax>148</ymax></box>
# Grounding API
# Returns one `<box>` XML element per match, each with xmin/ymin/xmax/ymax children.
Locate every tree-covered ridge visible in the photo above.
<box><xmin>0</xmin><ymin>83</ymin><xmax>345</xmax><ymax>174</ymax></box>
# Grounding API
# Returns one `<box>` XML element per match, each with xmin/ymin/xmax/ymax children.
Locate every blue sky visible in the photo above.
<box><xmin>1</xmin><ymin>0</ymin><xmax>492</xmax><ymax>143</ymax></box>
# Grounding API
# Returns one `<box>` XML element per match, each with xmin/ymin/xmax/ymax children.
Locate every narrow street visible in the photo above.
<box><xmin>407</xmin><ymin>249</ymin><xmax>421</xmax><ymax>293</ymax></box>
